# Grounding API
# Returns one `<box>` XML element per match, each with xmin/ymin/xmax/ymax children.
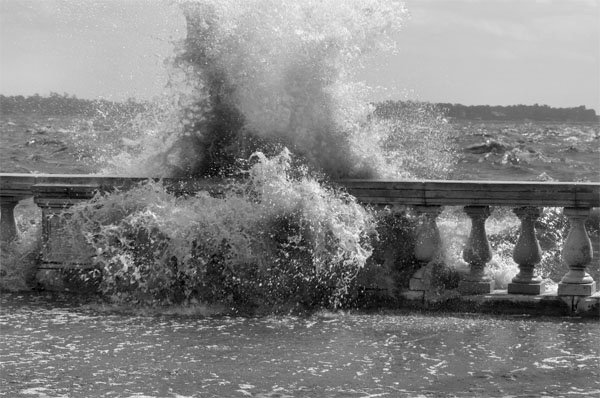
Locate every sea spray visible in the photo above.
<box><xmin>98</xmin><ymin>0</ymin><xmax>454</xmax><ymax>180</ymax></box>
<box><xmin>174</xmin><ymin>0</ymin><xmax>403</xmax><ymax>178</ymax></box>
<box><xmin>0</xmin><ymin>200</ymin><xmax>42</xmax><ymax>291</ymax></box>
<box><xmin>63</xmin><ymin>151</ymin><xmax>376</xmax><ymax>306</ymax></box>
<box><xmin>73</xmin><ymin>75</ymin><xmax>211</xmax><ymax>177</ymax></box>
<box><xmin>15</xmin><ymin>0</ymin><xmax>458</xmax><ymax>303</ymax></box>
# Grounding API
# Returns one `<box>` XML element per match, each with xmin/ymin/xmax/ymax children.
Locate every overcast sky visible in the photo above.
<box><xmin>1</xmin><ymin>0</ymin><xmax>598</xmax><ymax>111</ymax></box>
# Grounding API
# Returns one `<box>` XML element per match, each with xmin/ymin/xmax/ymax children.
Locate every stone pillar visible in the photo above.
<box><xmin>409</xmin><ymin>205</ymin><xmax>442</xmax><ymax>292</ymax></box>
<box><xmin>458</xmin><ymin>205</ymin><xmax>494</xmax><ymax>294</ymax></box>
<box><xmin>508</xmin><ymin>206</ymin><xmax>543</xmax><ymax>295</ymax></box>
<box><xmin>36</xmin><ymin>201</ymin><xmax>83</xmax><ymax>266</ymax></box>
<box><xmin>558</xmin><ymin>207</ymin><xmax>596</xmax><ymax>296</ymax></box>
<box><xmin>33</xmin><ymin>183</ymin><xmax>99</xmax><ymax>291</ymax></box>
<box><xmin>0</xmin><ymin>197</ymin><xmax>20</xmax><ymax>243</ymax></box>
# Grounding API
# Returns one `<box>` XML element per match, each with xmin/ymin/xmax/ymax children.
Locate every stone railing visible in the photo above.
<box><xmin>1</xmin><ymin>173</ymin><xmax>599</xmax><ymax>298</ymax></box>
<box><xmin>343</xmin><ymin>180</ymin><xmax>599</xmax><ymax>297</ymax></box>
<box><xmin>0</xmin><ymin>173</ymin><xmax>224</xmax><ymax>272</ymax></box>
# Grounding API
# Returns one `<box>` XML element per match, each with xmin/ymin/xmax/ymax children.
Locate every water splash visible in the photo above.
<box><xmin>98</xmin><ymin>0</ymin><xmax>453</xmax><ymax>179</ymax></box>
<box><xmin>178</xmin><ymin>0</ymin><xmax>408</xmax><ymax>177</ymax></box>
<box><xmin>64</xmin><ymin>151</ymin><xmax>376</xmax><ymax>306</ymax></box>
<box><xmin>20</xmin><ymin>1</ymin><xmax>459</xmax><ymax>305</ymax></box>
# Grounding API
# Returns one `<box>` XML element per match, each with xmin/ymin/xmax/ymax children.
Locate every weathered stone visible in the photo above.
<box><xmin>399</xmin><ymin>288</ymin><xmax>599</xmax><ymax>316</ymax></box>
<box><xmin>507</xmin><ymin>281</ymin><xmax>543</xmax><ymax>295</ymax></box>
<box><xmin>33</xmin><ymin>184</ymin><xmax>98</xmax><ymax>290</ymax></box>
<box><xmin>0</xmin><ymin>197</ymin><xmax>20</xmax><ymax>242</ymax></box>
<box><xmin>37</xmin><ymin>206</ymin><xmax>94</xmax><ymax>266</ymax></box>
<box><xmin>458</xmin><ymin>279</ymin><xmax>495</xmax><ymax>295</ymax></box>
<box><xmin>460</xmin><ymin>206</ymin><xmax>494</xmax><ymax>294</ymax></box>
<box><xmin>401</xmin><ymin>290</ymin><xmax>425</xmax><ymax>301</ymax></box>
<box><xmin>558</xmin><ymin>282</ymin><xmax>596</xmax><ymax>297</ymax></box>
<box><xmin>413</xmin><ymin>205</ymin><xmax>442</xmax><ymax>262</ymax></box>
<box><xmin>509</xmin><ymin>207</ymin><xmax>543</xmax><ymax>294</ymax></box>
<box><xmin>574</xmin><ymin>292</ymin><xmax>600</xmax><ymax>315</ymax></box>
<box><xmin>558</xmin><ymin>207</ymin><xmax>596</xmax><ymax>296</ymax></box>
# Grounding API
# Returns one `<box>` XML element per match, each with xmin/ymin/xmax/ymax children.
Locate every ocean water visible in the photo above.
<box><xmin>450</xmin><ymin>121</ymin><xmax>599</xmax><ymax>182</ymax></box>
<box><xmin>1</xmin><ymin>115</ymin><xmax>598</xmax><ymax>182</ymax></box>
<box><xmin>1</xmin><ymin>293</ymin><xmax>599</xmax><ymax>398</ymax></box>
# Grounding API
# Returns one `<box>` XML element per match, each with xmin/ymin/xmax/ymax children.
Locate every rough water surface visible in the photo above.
<box><xmin>1</xmin><ymin>293</ymin><xmax>599</xmax><ymax>397</ymax></box>
<box><xmin>1</xmin><ymin>117</ymin><xmax>598</xmax><ymax>182</ymax></box>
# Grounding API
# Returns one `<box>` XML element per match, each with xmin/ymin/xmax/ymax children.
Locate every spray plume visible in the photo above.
<box><xmin>102</xmin><ymin>0</ymin><xmax>454</xmax><ymax>180</ymax></box>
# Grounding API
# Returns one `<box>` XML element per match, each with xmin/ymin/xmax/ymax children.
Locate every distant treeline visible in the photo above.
<box><xmin>375</xmin><ymin>100</ymin><xmax>598</xmax><ymax>122</ymax></box>
<box><xmin>1</xmin><ymin>94</ymin><xmax>598</xmax><ymax>123</ymax></box>
<box><xmin>0</xmin><ymin>93</ymin><xmax>148</xmax><ymax>119</ymax></box>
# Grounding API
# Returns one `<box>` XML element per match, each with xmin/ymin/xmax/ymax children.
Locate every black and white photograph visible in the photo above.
<box><xmin>1</xmin><ymin>0</ymin><xmax>598</xmax><ymax>396</ymax></box>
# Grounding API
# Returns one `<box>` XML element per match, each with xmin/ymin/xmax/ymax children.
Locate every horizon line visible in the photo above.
<box><xmin>0</xmin><ymin>91</ymin><xmax>597</xmax><ymax>114</ymax></box>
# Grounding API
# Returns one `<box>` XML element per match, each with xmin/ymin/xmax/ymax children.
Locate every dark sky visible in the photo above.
<box><xmin>1</xmin><ymin>0</ymin><xmax>598</xmax><ymax>111</ymax></box>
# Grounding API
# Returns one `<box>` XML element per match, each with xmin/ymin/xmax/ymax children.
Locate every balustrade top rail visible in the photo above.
<box><xmin>1</xmin><ymin>173</ymin><xmax>599</xmax><ymax>207</ymax></box>
<box><xmin>341</xmin><ymin>179</ymin><xmax>600</xmax><ymax>207</ymax></box>
<box><xmin>0</xmin><ymin>173</ymin><xmax>225</xmax><ymax>199</ymax></box>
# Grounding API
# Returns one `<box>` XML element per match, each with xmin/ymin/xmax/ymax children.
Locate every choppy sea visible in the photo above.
<box><xmin>0</xmin><ymin>115</ymin><xmax>598</xmax><ymax>181</ymax></box>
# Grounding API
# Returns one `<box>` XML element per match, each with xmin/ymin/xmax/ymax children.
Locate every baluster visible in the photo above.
<box><xmin>414</xmin><ymin>205</ymin><xmax>443</xmax><ymax>262</ymax></box>
<box><xmin>458</xmin><ymin>205</ymin><xmax>494</xmax><ymax>294</ymax></box>
<box><xmin>0</xmin><ymin>197</ymin><xmax>19</xmax><ymax>243</ymax></box>
<box><xmin>409</xmin><ymin>205</ymin><xmax>442</xmax><ymax>292</ymax></box>
<box><xmin>558</xmin><ymin>207</ymin><xmax>596</xmax><ymax>296</ymax></box>
<box><xmin>508</xmin><ymin>207</ymin><xmax>543</xmax><ymax>294</ymax></box>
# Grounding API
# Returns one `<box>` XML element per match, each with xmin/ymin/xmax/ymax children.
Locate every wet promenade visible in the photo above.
<box><xmin>1</xmin><ymin>293</ymin><xmax>599</xmax><ymax>397</ymax></box>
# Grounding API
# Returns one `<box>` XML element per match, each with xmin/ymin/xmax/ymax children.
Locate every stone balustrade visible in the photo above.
<box><xmin>341</xmin><ymin>179</ymin><xmax>599</xmax><ymax>297</ymax></box>
<box><xmin>1</xmin><ymin>173</ymin><xmax>599</xmax><ymax>298</ymax></box>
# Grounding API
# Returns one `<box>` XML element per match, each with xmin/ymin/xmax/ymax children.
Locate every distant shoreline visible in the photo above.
<box><xmin>375</xmin><ymin>100</ymin><xmax>599</xmax><ymax>123</ymax></box>
<box><xmin>1</xmin><ymin>93</ymin><xmax>598</xmax><ymax>123</ymax></box>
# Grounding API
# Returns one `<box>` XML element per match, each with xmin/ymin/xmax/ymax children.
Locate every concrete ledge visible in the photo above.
<box><xmin>401</xmin><ymin>289</ymin><xmax>600</xmax><ymax>317</ymax></box>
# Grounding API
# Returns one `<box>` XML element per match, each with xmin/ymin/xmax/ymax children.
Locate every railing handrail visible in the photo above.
<box><xmin>0</xmin><ymin>173</ymin><xmax>226</xmax><ymax>199</ymax></box>
<box><xmin>1</xmin><ymin>172</ymin><xmax>599</xmax><ymax>207</ymax></box>
<box><xmin>341</xmin><ymin>179</ymin><xmax>600</xmax><ymax>207</ymax></box>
